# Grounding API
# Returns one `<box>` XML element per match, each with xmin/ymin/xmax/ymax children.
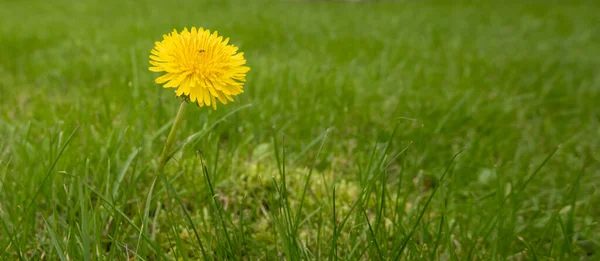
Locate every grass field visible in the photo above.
<box><xmin>1</xmin><ymin>0</ymin><xmax>599</xmax><ymax>260</ymax></box>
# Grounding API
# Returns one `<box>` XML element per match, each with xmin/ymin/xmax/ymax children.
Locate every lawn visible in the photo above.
<box><xmin>1</xmin><ymin>0</ymin><xmax>599</xmax><ymax>260</ymax></box>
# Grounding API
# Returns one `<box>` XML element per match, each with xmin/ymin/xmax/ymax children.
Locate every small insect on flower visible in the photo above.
<box><xmin>149</xmin><ymin>27</ymin><xmax>250</xmax><ymax>109</ymax></box>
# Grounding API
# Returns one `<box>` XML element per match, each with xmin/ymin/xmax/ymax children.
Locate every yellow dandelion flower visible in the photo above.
<box><xmin>149</xmin><ymin>27</ymin><xmax>250</xmax><ymax>109</ymax></box>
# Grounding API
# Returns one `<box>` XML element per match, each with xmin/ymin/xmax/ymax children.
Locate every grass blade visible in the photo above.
<box><xmin>514</xmin><ymin>147</ymin><xmax>558</xmax><ymax>196</ymax></box>
<box><xmin>43</xmin><ymin>216</ymin><xmax>67</xmax><ymax>261</ymax></box>
<box><xmin>363</xmin><ymin>208</ymin><xmax>384</xmax><ymax>260</ymax></box>
<box><xmin>112</xmin><ymin>147</ymin><xmax>140</xmax><ymax>198</ymax></box>
<box><xmin>25</xmin><ymin>126</ymin><xmax>79</xmax><ymax>213</ymax></box>
<box><xmin>393</xmin><ymin>149</ymin><xmax>462</xmax><ymax>260</ymax></box>
<box><xmin>294</xmin><ymin>129</ymin><xmax>329</xmax><ymax>235</ymax></box>
<box><xmin>198</xmin><ymin>152</ymin><xmax>233</xmax><ymax>257</ymax></box>
<box><xmin>82</xmin><ymin>182</ymin><xmax>171</xmax><ymax>261</ymax></box>
<box><xmin>77</xmin><ymin>175</ymin><xmax>91</xmax><ymax>261</ymax></box>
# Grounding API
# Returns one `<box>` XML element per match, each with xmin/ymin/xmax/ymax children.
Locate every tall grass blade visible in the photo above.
<box><xmin>393</xmin><ymin>149</ymin><xmax>462</xmax><ymax>260</ymax></box>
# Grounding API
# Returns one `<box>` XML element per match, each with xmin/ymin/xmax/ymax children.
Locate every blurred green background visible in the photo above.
<box><xmin>1</xmin><ymin>0</ymin><xmax>598</xmax><ymax>260</ymax></box>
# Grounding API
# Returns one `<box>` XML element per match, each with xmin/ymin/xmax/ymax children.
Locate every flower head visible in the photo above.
<box><xmin>150</xmin><ymin>27</ymin><xmax>249</xmax><ymax>109</ymax></box>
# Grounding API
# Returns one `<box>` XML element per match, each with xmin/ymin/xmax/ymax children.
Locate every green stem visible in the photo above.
<box><xmin>157</xmin><ymin>101</ymin><xmax>188</xmax><ymax>174</ymax></box>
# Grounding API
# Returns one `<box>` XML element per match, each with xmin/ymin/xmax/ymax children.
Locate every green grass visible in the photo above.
<box><xmin>1</xmin><ymin>0</ymin><xmax>599</xmax><ymax>260</ymax></box>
